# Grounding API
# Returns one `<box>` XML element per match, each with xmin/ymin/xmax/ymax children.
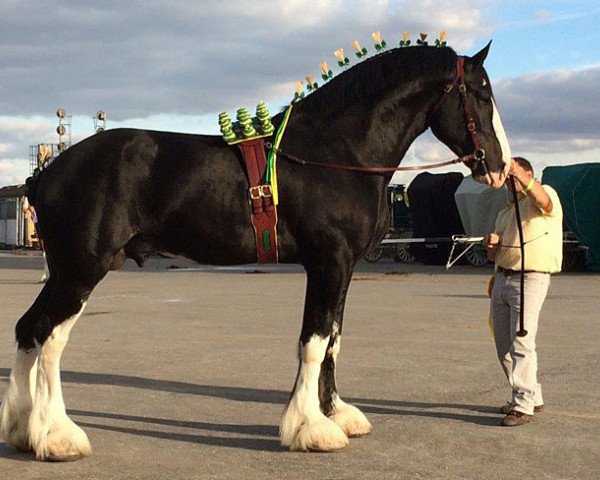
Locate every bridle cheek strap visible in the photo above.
<box><xmin>455</xmin><ymin>56</ymin><xmax>488</xmax><ymax>175</ymax></box>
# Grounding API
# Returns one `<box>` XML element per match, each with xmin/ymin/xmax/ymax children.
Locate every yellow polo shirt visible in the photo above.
<box><xmin>494</xmin><ymin>184</ymin><xmax>563</xmax><ymax>273</ymax></box>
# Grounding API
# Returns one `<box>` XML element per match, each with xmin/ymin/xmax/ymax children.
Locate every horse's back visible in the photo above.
<box><xmin>35</xmin><ymin>128</ymin><xmax>257</xmax><ymax>267</ymax></box>
<box><xmin>33</xmin><ymin>127</ymin><xmax>387</xmax><ymax>269</ymax></box>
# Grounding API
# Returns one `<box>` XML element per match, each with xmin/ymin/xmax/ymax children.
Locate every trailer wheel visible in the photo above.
<box><xmin>562</xmin><ymin>250</ymin><xmax>578</xmax><ymax>271</ymax></box>
<box><xmin>364</xmin><ymin>246</ymin><xmax>384</xmax><ymax>263</ymax></box>
<box><xmin>395</xmin><ymin>231</ymin><xmax>416</xmax><ymax>263</ymax></box>
<box><xmin>466</xmin><ymin>244</ymin><xmax>488</xmax><ymax>267</ymax></box>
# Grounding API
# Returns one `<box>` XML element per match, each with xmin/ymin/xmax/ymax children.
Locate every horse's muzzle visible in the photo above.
<box><xmin>473</xmin><ymin>160</ymin><xmax>509</xmax><ymax>189</ymax></box>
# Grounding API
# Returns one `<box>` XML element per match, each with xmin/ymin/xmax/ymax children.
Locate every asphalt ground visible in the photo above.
<box><xmin>0</xmin><ymin>251</ymin><xmax>599</xmax><ymax>480</ymax></box>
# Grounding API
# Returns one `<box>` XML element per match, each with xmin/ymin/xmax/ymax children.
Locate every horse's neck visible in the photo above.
<box><xmin>286</xmin><ymin>81</ymin><xmax>441</xmax><ymax>168</ymax></box>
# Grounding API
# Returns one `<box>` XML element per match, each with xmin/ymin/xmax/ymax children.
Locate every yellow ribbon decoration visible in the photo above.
<box><xmin>269</xmin><ymin>104</ymin><xmax>293</xmax><ymax>205</ymax></box>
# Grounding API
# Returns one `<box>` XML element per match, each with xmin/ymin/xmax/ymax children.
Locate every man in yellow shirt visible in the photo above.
<box><xmin>485</xmin><ymin>157</ymin><xmax>563</xmax><ymax>426</ymax></box>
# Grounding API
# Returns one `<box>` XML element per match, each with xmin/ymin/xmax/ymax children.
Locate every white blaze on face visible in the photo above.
<box><xmin>491</xmin><ymin>98</ymin><xmax>512</xmax><ymax>186</ymax></box>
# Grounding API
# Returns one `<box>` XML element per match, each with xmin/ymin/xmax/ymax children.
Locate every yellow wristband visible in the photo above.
<box><xmin>523</xmin><ymin>178</ymin><xmax>535</xmax><ymax>193</ymax></box>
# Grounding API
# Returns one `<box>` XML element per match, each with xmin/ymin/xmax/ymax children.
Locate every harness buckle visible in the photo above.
<box><xmin>458</xmin><ymin>84</ymin><xmax>467</xmax><ymax>93</ymax></box>
<box><xmin>249</xmin><ymin>185</ymin><xmax>273</xmax><ymax>200</ymax></box>
<box><xmin>467</xmin><ymin>122</ymin><xmax>476</xmax><ymax>133</ymax></box>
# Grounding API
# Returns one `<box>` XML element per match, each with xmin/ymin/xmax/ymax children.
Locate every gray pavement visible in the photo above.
<box><xmin>1</xmin><ymin>252</ymin><xmax>599</xmax><ymax>479</ymax></box>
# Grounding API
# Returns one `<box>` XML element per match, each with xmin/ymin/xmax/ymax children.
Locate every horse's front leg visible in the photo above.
<box><xmin>321</xmin><ymin>327</ymin><xmax>372</xmax><ymax>438</ymax></box>
<box><xmin>280</xmin><ymin>260</ymin><xmax>351</xmax><ymax>451</ymax></box>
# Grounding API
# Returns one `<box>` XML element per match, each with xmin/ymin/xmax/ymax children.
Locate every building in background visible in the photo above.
<box><xmin>0</xmin><ymin>184</ymin><xmax>36</xmax><ymax>248</ymax></box>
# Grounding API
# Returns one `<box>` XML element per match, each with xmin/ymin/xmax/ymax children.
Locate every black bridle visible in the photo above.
<box><xmin>427</xmin><ymin>55</ymin><xmax>491</xmax><ymax>178</ymax></box>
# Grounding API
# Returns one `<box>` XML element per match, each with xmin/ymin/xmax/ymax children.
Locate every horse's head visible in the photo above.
<box><xmin>428</xmin><ymin>42</ymin><xmax>511</xmax><ymax>189</ymax></box>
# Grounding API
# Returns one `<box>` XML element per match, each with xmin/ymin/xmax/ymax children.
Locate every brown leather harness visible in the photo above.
<box><xmin>237</xmin><ymin>138</ymin><xmax>278</xmax><ymax>264</ymax></box>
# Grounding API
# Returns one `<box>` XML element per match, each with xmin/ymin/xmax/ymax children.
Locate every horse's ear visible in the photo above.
<box><xmin>470</xmin><ymin>40</ymin><xmax>492</xmax><ymax>68</ymax></box>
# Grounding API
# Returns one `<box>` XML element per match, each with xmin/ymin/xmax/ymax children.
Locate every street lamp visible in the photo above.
<box><xmin>56</xmin><ymin>108</ymin><xmax>71</xmax><ymax>152</ymax></box>
<box><xmin>94</xmin><ymin>110</ymin><xmax>107</xmax><ymax>133</ymax></box>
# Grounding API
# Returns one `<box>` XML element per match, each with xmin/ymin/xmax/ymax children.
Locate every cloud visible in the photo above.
<box><xmin>3</xmin><ymin>2</ymin><xmax>597</xmax><ymax>187</ymax></box>
<box><xmin>0</xmin><ymin>158</ymin><xmax>30</xmax><ymax>186</ymax></box>
<box><xmin>493</xmin><ymin>66</ymin><xmax>600</xmax><ymax>152</ymax></box>
<box><xmin>0</xmin><ymin>0</ymin><xmax>494</xmax><ymax>185</ymax></box>
<box><xmin>0</xmin><ymin>116</ymin><xmax>58</xmax><ymax>158</ymax></box>
<box><xmin>0</xmin><ymin>0</ymin><xmax>491</xmax><ymax>120</ymax></box>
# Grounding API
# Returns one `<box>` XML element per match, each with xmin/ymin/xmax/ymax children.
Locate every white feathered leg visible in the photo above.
<box><xmin>329</xmin><ymin>395</ymin><xmax>372</xmax><ymax>438</ymax></box>
<box><xmin>280</xmin><ymin>335</ymin><xmax>348</xmax><ymax>451</ymax></box>
<box><xmin>28</xmin><ymin>302</ymin><xmax>92</xmax><ymax>461</ymax></box>
<box><xmin>0</xmin><ymin>349</ymin><xmax>39</xmax><ymax>451</ymax></box>
<box><xmin>326</xmin><ymin>335</ymin><xmax>372</xmax><ymax>437</ymax></box>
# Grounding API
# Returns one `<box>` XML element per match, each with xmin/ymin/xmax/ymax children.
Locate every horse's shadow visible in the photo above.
<box><xmin>0</xmin><ymin>443</ymin><xmax>35</xmax><ymax>462</ymax></box>
<box><xmin>71</xmin><ymin>409</ymin><xmax>283</xmax><ymax>452</ymax></box>
<box><xmin>0</xmin><ymin>368</ymin><xmax>501</xmax><ymax>454</ymax></box>
<box><xmin>76</xmin><ymin>420</ymin><xmax>283</xmax><ymax>452</ymax></box>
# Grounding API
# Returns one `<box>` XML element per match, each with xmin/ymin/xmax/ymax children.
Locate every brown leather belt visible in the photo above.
<box><xmin>497</xmin><ymin>266</ymin><xmax>541</xmax><ymax>276</ymax></box>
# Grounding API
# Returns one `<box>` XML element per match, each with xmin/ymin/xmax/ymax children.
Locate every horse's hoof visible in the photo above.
<box><xmin>289</xmin><ymin>417</ymin><xmax>349</xmax><ymax>452</ymax></box>
<box><xmin>46</xmin><ymin>453</ymin><xmax>86</xmax><ymax>462</ymax></box>
<box><xmin>42</xmin><ymin>434</ymin><xmax>92</xmax><ymax>462</ymax></box>
<box><xmin>30</xmin><ymin>416</ymin><xmax>92</xmax><ymax>461</ymax></box>
<box><xmin>330</xmin><ymin>402</ymin><xmax>372</xmax><ymax>438</ymax></box>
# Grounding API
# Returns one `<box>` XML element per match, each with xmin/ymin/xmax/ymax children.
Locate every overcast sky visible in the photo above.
<box><xmin>1</xmin><ymin>0</ymin><xmax>599</xmax><ymax>186</ymax></box>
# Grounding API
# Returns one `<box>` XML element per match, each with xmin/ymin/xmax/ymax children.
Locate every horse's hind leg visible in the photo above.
<box><xmin>1</xmin><ymin>269</ymin><xmax>100</xmax><ymax>461</ymax></box>
<box><xmin>28</xmin><ymin>296</ymin><xmax>90</xmax><ymax>461</ymax></box>
<box><xmin>0</xmin><ymin>349</ymin><xmax>39</xmax><ymax>452</ymax></box>
<box><xmin>280</xmin><ymin>257</ymin><xmax>353</xmax><ymax>451</ymax></box>
<box><xmin>0</xmin><ymin>284</ymin><xmax>52</xmax><ymax>452</ymax></box>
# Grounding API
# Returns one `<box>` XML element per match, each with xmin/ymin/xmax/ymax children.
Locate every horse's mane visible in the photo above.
<box><xmin>298</xmin><ymin>46</ymin><xmax>457</xmax><ymax>117</ymax></box>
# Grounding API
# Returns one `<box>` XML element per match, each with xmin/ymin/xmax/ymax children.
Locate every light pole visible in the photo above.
<box><xmin>94</xmin><ymin>110</ymin><xmax>107</xmax><ymax>133</ymax></box>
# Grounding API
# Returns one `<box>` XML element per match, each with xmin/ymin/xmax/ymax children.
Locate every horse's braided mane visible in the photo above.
<box><xmin>298</xmin><ymin>45</ymin><xmax>457</xmax><ymax>117</ymax></box>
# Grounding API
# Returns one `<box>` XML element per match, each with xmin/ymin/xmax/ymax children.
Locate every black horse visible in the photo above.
<box><xmin>0</xmin><ymin>43</ymin><xmax>510</xmax><ymax>460</ymax></box>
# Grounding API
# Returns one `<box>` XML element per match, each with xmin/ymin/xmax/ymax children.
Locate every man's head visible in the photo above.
<box><xmin>513</xmin><ymin>157</ymin><xmax>534</xmax><ymax>175</ymax></box>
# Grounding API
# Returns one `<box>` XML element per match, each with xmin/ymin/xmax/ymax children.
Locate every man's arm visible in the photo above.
<box><xmin>521</xmin><ymin>178</ymin><xmax>552</xmax><ymax>213</ymax></box>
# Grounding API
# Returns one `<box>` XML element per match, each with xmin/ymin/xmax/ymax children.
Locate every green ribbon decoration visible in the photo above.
<box><xmin>265</xmin><ymin>104</ymin><xmax>293</xmax><ymax>205</ymax></box>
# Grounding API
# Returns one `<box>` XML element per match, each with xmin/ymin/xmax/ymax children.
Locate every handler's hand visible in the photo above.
<box><xmin>508</xmin><ymin>158</ymin><xmax>528</xmax><ymax>185</ymax></box>
<box><xmin>484</xmin><ymin>233</ymin><xmax>500</xmax><ymax>249</ymax></box>
<box><xmin>484</xmin><ymin>233</ymin><xmax>500</xmax><ymax>261</ymax></box>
